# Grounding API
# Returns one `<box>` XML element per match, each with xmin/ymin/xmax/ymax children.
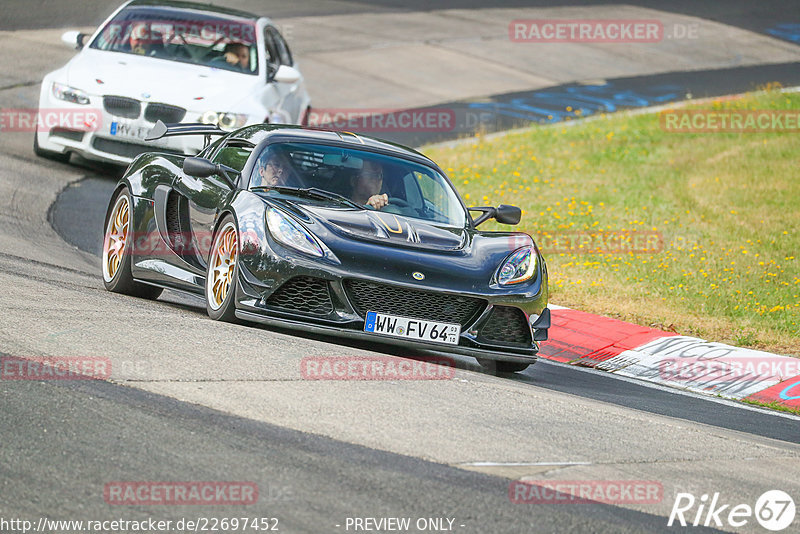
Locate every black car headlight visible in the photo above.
<box><xmin>266</xmin><ymin>206</ymin><xmax>324</xmax><ymax>258</ymax></box>
<box><xmin>497</xmin><ymin>246</ymin><xmax>537</xmax><ymax>285</ymax></box>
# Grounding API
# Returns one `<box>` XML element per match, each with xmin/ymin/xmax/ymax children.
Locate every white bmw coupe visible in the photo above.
<box><xmin>35</xmin><ymin>0</ymin><xmax>311</xmax><ymax>165</ymax></box>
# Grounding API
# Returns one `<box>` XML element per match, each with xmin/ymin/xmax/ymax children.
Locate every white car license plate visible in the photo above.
<box><xmin>364</xmin><ymin>311</ymin><xmax>460</xmax><ymax>345</ymax></box>
<box><xmin>110</xmin><ymin>121</ymin><xmax>149</xmax><ymax>140</ymax></box>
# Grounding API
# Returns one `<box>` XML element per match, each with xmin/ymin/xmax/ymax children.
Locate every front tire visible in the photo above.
<box><xmin>477</xmin><ymin>358</ymin><xmax>532</xmax><ymax>374</ymax></box>
<box><xmin>205</xmin><ymin>215</ymin><xmax>240</xmax><ymax>322</ymax></box>
<box><xmin>102</xmin><ymin>188</ymin><xmax>163</xmax><ymax>299</ymax></box>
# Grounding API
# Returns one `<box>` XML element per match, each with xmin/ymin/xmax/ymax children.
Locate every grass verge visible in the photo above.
<box><xmin>423</xmin><ymin>88</ymin><xmax>799</xmax><ymax>356</ymax></box>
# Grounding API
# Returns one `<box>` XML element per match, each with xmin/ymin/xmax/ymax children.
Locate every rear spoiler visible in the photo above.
<box><xmin>145</xmin><ymin>120</ymin><xmax>226</xmax><ymax>147</ymax></box>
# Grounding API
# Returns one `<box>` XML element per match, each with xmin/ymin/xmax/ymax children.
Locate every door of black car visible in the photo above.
<box><xmin>174</xmin><ymin>140</ymin><xmax>254</xmax><ymax>267</ymax></box>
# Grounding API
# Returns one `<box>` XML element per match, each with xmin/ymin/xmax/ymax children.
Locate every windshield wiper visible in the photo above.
<box><xmin>252</xmin><ymin>186</ymin><xmax>364</xmax><ymax>209</ymax></box>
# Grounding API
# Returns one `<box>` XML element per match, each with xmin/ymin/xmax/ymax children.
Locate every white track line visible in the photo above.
<box><xmin>460</xmin><ymin>461</ymin><xmax>592</xmax><ymax>467</ymax></box>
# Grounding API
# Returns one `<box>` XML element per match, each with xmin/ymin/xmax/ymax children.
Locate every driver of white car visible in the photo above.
<box><xmin>127</xmin><ymin>22</ymin><xmax>165</xmax><ymax>57</ymax></box>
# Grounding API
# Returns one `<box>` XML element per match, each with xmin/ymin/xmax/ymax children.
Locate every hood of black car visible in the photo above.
<box><xmin>301</xmin><ymin>205</ymin><xmax>467</xmax><ymax>251</ymax></box>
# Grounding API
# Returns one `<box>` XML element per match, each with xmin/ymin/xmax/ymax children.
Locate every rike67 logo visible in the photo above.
<box><xmin>669</xmin><ymin>490</ymin><xmax>795</xmax><ymax>531</ymax></box>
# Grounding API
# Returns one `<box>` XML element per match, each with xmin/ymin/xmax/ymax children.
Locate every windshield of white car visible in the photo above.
<box><xmin>250</xmin><ymin>142</ymin><xmax>467</xmax><ymax>227</ymax></box>
<box><xmin>89</xmin><ymin>7</ymin><xmax>258</xmax><ymax>75</ymax></box>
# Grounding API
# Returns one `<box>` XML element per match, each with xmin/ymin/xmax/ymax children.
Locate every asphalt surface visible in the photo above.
<box><xmin>325</xmin><ymin>61</ymin><xmax>800</xmax><ymax>149</ymax></box>
<box><xmin>2</xmin><ymin>1</ymin><xmax>800</xmax><ymax>533</ymax></box>
<box><xmin>2</xmin><ymin>378</ymin><xmax>725</xmax><ymax>534</ymax></box>
<box><xmin>49</xmin><ymin>175</ymin><xmax>800</xmax><ymax>445</ymax></box>
<box><xmin>3</xmin><ymin>0</ymin><xmax>798</xmax><ymax>34</ymax></box>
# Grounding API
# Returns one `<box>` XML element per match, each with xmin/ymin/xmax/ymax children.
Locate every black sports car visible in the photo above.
<box><xmin>102</xmin><ymin>121</ymin><xmax>550</xmax><ymax>372</ymax></box>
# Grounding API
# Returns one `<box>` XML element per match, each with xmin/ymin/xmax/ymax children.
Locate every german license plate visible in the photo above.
<box><xmin>110</xmin><ymin>121</ymin><xmax>149</xmax><ymax>140</ymax></box>
<box><xmin>364</xmin><ymin>311</ymin><xmax>460</xmax><ymax>345</ymax></box>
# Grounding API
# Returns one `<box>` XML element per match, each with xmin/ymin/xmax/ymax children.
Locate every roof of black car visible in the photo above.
<box><xmin>126</xmin><ymin>0</ymin><xmax>261</xmax><ymax>21</ymax></box>
<box><xmin>229</xmin><ymin>125</ymin><xmax>436</xmax><ymax>166</ymax></box>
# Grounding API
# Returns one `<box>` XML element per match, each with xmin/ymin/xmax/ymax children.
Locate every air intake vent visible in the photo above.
<box><xmin>103</xmin><ymin>95</ymin><xmax>141</xmax><ymax>119</ymax></box>
<box><xmin>266</xmin><ymin>277</ymin><xmax>334</xmax><ymax>315</ymax></box>
<box><xmin>345</xmin><ymin>279</ymin><xmax>486</xmax><ymax>327</ymax></box>
<box><xmin>478</xmin><ymin>306</ymin><xmax>531</xmax><ymax>346</ymax></box>
<box><xmin>145</xmin><ymin>103</ymin><xmax>186</xmax><ymax>124</ymax></box>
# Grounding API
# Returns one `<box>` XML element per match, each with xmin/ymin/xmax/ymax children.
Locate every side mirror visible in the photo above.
<box><xmin>61</xmin><ymin>30</ymin><xmax>88</xmax><ymax>50</ymax></box>
<box><xmin>495</xmin><ymin>204</ymin><xmax>522</xmax><ymax>225</ymax></box>
<box><xmin>469</xmin><ymin>204</ymin><xmax>522</xmax><ymax>226</ymax></box>
<box><xmin>183</xmin><ymin>157</ymin><xmax>239</xmax><ymax>189</ymax></box>
<box><xmin>272</xmin><ymin>65</ymin><xmax>301</xmax><ymax>84</ymax></box>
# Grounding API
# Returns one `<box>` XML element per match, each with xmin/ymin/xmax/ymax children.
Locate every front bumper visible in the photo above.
<box><xmin>37</xmin><ymin>83</ymin><xmax>215</xmax><ymax>164</ymax></box>
<box><xmin>234</xmin><ymin>259</ymin><xmax>548</xmax><ymax>361</ymax></box>
<box><xmin>36</xmin><ymin>109</ymin><xmax>205</xmax><ymax>166</ymax></box>
<box><xmin>235</xmin><ymin>308</ymin><xmax>540</xmax><ymax>364</ymax></box>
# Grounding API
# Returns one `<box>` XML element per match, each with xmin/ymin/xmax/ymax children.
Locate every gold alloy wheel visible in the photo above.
<box><xmin>207</xmin><ymin>222</ymin><xmax>238</xmax><ymax>310</ymax></box>
<box><xmin>102</xmin><ymin>194</ymin><xmax>130</xmax><ymax>283</ymax></box>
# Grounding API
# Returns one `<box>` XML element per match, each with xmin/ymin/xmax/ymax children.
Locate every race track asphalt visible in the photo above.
<box><xmin>1</xmin><ymin>1</ymin><xmax>799</xmax><ymax>532</ymax></box>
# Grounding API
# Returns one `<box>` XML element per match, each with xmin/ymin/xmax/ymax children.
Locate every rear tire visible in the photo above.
<box><xmin>101</xmin><ymin>188</ymin><xmax>163</xmax><ymax>299</ymax></box>
<box><xmin>33</xmin><ymin>130</ymin><xmax>71</xmax><ymax>163</ymax></box>
<box><xmin>205</xmin><ymin>215</ymin><xmax>240</xmax><ymax>322</ymax></box>
<box><xmin>477</xmin><ymin>358</ymin><xmax>532</xmax><ymax>373</ymax></box>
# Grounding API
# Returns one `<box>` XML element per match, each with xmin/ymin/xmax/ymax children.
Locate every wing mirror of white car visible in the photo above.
<box><xmin>61</xmin><ymin>30</ymin><xmax>88</xmax><ymax>50</ymax></box>
<box><xmin>272</xmin><ymin>65</ymin><xmax>301</xmax><ymax>84</ymax></box>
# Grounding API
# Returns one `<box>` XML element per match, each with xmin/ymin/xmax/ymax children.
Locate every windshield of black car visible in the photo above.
<box><xmin>249</xmin><ymin>142</ymin><xmax>467</xmax><ymax>226</ymax></box>
<box><xmin>90</xmin><ymin>7</ymin><xmax>258</xmax><ymax>75</ymax></box>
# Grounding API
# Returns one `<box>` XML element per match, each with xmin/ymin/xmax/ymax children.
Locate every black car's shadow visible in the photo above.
<box><xmin>48</xmin><ymin>155</ymin><xmax>128</xmax><ymax>256</ymax></box>
<box><xmin>158</xmin><ymin>288</ymin><xmax>535</xmax><ymax>380</ymax></box>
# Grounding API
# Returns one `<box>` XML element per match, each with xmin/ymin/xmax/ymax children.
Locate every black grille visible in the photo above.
<box><xmin>145</xmin><ymin>103</ymin><xmax>186</xmax><ymax>124</ymax></box>
<box><xmin>91</xmin><ymin>137</ymin><xmax>184</xmax><ymax>159</ymax></box>
<box><xmin>345</xmin><ymin>279</ymin><xmax>486</xmax><ymax>327</ymax></box>
<box><xmin>103</xmin><ymin>95</ymin><xmax>141</xmax><ymax>118</ymax></box>
<box><xmin>266</xmin><ymin>277</ymin><xmax>333</xmax><ymax>315</ymax></box>
<box><xmin>479</xmin><ymin>306</ymin><xmax>531</xmax><ymax>345</ymax></box>
<box><xmin>49</xmin><ymin>128</ymin><xmax>84</xmax><ymax>142</ymax></box>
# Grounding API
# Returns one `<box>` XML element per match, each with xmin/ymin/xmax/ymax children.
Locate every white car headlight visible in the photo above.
<box><xmin>497</xmin><ymin>246</ymin><xmax>537</xmax><ymax>285</ymax></box>
<box><xmin>267</xmin><ymin>109</ymin><xmax>291</xmax><ymax>124</ymax></box>
<box><xmin>200</xmin><ymin>111</ymin><xmax>248</xmax><ymax>130</ymax></box>
<box><xmin>266</xmin><ymin>206</ymin><xmax>323</xmax><ymax>257</ymax></box>
<box><xmin>52</xmin><ymin>82</ymin><xmax>90</xmax><ymax>105</ymax></box>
